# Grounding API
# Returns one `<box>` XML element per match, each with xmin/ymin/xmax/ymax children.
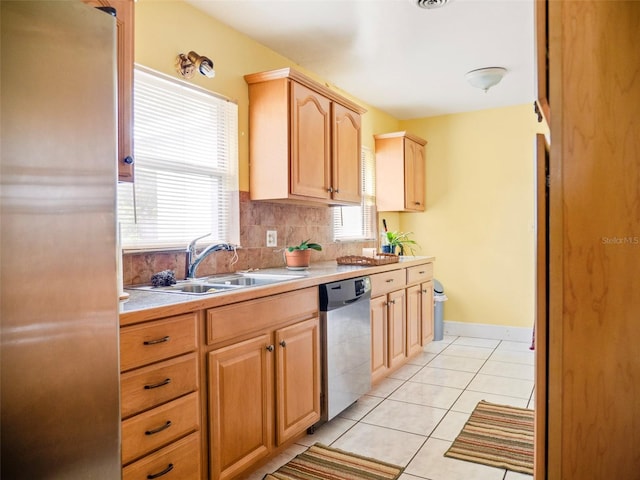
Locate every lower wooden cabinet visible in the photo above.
<box><xmin>371</xmin><ymin>263</ymin><xmax>435</xmax><ymax>383</ymax></box>
<box><xmin>420</xmin><ymin>281</ymin><xmax>434</xmax><ymax>345</ymax></box>
<box><xmin>207</xmin><ymin>313</ymin><xmax>320</xmax><ymax>480</ymax></box>
<box><xmin>122</xmin><ymin>432</ymin><xmax>201</xmax><ymax>480</ymax></box>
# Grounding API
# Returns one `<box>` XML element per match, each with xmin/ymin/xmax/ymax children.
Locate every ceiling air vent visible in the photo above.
<box><xmin>414</xmin><ymin>0</ymin><xmax>451</xmax><ymax>9</ymax></box>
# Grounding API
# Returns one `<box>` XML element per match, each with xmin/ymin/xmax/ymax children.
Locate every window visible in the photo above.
<box><xmin>333</xmin><ymin>147</ymin><xmax>376</xmax><ymax>241</ymax></box>
<box><xmin>118</xmin><ymin>67</ymin><xmax>239</xmax><ymax>250</ymax></box>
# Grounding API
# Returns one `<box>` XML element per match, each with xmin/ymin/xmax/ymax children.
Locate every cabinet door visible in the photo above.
<box><xmin>405</xmin><ymin>138</ymin><xmax>425</xmax><ymax>211</ymax></box>
<box><xmin>80</xmin><ymin>0</ymin><xmax>134</xmax><ymax>181</ymax></box>
<box><xmin>332</xmin><ymin>103</ymin><xmax>362</xmax><ymax>204</ymax></box>
<box><xmin>420</xmin><ymin>281</ymin><xmax>434</xmax><ymax>345</ymax></box>
<box><xmin>275</xmin><ymin>317</ymin><xmax>321</xmax><ymax>445</ymax></box>
<box><xmin>290</xmin><ymin>81</ymin><xmax>331</xmax><ymax>200</ymax></box>
<box><xmin>406</xmin><ymin>285</ymin><xmax>422</xmax><ymax>357</ymax></box>
<box><xmin>370</xmin><ymin>295</ymin><xmax>388</xmax><ymax>383</ymax></box>
<box><xmin>208</xmin><ymin>334</ymin><xmax>273</xmax><ymax>480</ymax></box>
<box><xmin>388</xmin><ymin>289</ymin><xmax>407</xmax><ymax>370</ymax></box>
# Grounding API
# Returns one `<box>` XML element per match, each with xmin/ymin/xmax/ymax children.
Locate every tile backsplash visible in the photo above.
<box><xmin>122</xmin><ymin>192</ymin><xmax>376</xmax><ymax>286</ymax></box>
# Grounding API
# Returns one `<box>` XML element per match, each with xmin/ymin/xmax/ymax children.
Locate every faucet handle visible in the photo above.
<box><xmin>186</xmin><ymin>233</ymin><xmax>212</xmax><ymax>253</ymax></box>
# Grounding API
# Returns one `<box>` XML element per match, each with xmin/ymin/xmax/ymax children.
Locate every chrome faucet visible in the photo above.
<box><xmin>185</xmin><ymin>234</ymin><xmax>235</xmax><ymax>279</ymax></box>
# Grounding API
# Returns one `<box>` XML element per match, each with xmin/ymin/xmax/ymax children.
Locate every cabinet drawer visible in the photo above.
<box><xmin>122</xmin><ymin>392</ymin><xmax>200</xmax><ymax>465</ymax></box>
<box><xmin>406</xmin><ymin>263</ymin><xmax>434</xmax><ymax>285</ymax></box>
<box><xmin>122</xmin><ymin>431</ymin><xmax>201</xmax><ymax>480</ymax></box>
<box><xmin>206</xmin><ymin>287</ymin><xmax>318</xmax><ymax>345</ymax></box>
<box><xmin>120</xmin><ymin>313</ymin><xmax>197</xmax><ymax>372</ymax></box>
<box><xmin>121</xmin><ymin>353</ymin><xmax>198</xmax><ymax>419</ymax></box>
<box><xmin>370</xmin><ymin>269</ymin><xmax>406</xmax><ymax>297</ymax></box>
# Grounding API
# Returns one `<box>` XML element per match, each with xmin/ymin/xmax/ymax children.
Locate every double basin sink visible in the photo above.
<box><xmin>132</xmin><ymin>272</ymin><xmax>305</xmax><ymax>296</ymax></box>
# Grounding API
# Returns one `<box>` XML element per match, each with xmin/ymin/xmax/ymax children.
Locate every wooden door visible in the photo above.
<box><xmin>80</xmin><ymin>0</ymin><xmax>134</xmax><ymax>181</ymax></box>
<box><xmin>370</xmin><ymin>295</ymin><xmax>388</xmax><ymax>383</ymax></box>
<box><xmin>420</xmin><ymin>281</ymin><xmax>434</xmax><ymax>345</ymax></box>
<box><xmin>332</xmin><ymin>103</ymin><xmax>361</xmax><ymax>204</ymax></box>
<box><xmin>290</xmin><ymin>81</ymin><xmax>331</xmax><ymax>200</ymax></box>
<box><xmin>387</xmin><ymin>289</ymin><xmax>407</xmax><ymax>370</ymax></box>
<box><xmin>405</xmin><ymin>285</ymin><xmax>422</xmax><ymax>357</ymax></box>
<box><xmin>274</xmin><ymin>317</ymin><xmax>321</xmax><ymax>445</ymax></box>
<box><xmin>208</xmin><ymin>334</ymin><xmax>273</xmax><ymax>480</ymax></box>
<box><xmin>546</xmin><ymin>2</ymin><xmax>640</xmax><ymax>478</ymax></box>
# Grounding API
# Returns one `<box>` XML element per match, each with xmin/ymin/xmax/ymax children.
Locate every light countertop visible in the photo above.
<box><xmin>120</xmin><ymin>256</ymin><xmax>435</xmax><ymax>325</ymax></box>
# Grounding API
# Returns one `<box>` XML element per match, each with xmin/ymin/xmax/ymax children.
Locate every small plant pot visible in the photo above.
<box><xmin>284</xmin><ymin>249</ymin><xmax>312</xmax><ymax>268</ymax></box>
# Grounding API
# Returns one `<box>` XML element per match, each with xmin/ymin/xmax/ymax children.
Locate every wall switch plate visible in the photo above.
<box><xmin>266</xmin><ymin>230</ymin><xmax>277</xmax><ymax>247</ymax></box>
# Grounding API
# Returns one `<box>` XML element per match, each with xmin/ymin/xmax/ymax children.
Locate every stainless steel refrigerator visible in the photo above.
<box><xmin>1</xmin><ymin>1</ymin><xmax>121</xmax><ymax>478</ymax></box>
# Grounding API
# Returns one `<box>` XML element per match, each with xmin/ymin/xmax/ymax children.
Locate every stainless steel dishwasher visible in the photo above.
<box><xmin>318</xmin><ymin>276</ymin><xmax>372</xmax><ymax>424</ymax></box>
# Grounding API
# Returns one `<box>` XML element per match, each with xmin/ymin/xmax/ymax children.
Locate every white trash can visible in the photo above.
<box><xmin>433</xmin><ymin>279</ymin><xmax>447</xmax><ymax>341</ymax></box>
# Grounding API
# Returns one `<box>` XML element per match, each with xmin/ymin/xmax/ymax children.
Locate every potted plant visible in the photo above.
<box><xmin>284</xmin><ymin>239</ymin><xmax>322</xmax><ymax>268</ymax></box>
<box><xmin>383</xmin><ymin>231</ymin><xmax>419</xmax><ymax>256</ymax></box>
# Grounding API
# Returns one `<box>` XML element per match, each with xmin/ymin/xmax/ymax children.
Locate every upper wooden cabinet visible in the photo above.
<box><xmin>245</xmin><ymin>68</ymin><xmax>366</xmax><ymax>206</ymax></box>
<box><xmin>81</xmin><ymin>0</ymin><xmax>135</xmax><ymax>182</ymax></box>
<box><xmin>374</xmin><ymin>132</ymin><xmax>427</xmax><ymax>212</ymax></box>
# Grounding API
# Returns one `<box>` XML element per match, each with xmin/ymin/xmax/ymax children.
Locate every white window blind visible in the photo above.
<box><xmin>333</xmin><ymin>147</ymin><xmax>376</xmax><ymax>241</ymax></box>
<box><xmin>118</xmin><ymin>67</ymin><xmax>239</xmax><ymax>250</ymax></box>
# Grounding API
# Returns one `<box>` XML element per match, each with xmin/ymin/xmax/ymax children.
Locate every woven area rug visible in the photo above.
<box><xmin>263</xmin><ymin>443</ymin><xmax>404</xmax><ymax>480</ymax></box>
<box><xmin>445</xmin><ymin>400</ymin><xmax>534</xmax><ymax>475</ymax></box>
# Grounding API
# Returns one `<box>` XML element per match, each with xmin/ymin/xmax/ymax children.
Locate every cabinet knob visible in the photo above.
<box><xmin>421</xmin><ymin>289</ymin><xmax>428</xmax><ymax>294</ymax></box>
<box><xmin>123</xmin><ymin>155</ymin><xmax>134</xmax><ymax>165</ymax></box>
<box><xmin>280</xmin><ymin>340</ymin><xmax>287</xmax><ymax>348</ymax></box>
<box><xmin>385</xmin><ymin>279</ymin><xmax>394</xmax><ymax>283</ymax></box>
<box><xmin>327</xmin><ymin>187</ymin><xmax>333</xmax><ymax>193</ymax></box>
<box><xmin>389</xmin><ymin>299</ymin><xmax>396</xmax><ymax>305</ymax></box>
<box><xmin>335</xmin><ymin>189</ymin><xmax>340</xmax><ymax>193</ymax></box>
<box><xmin>266</xmin><ymin>345</ymin><xmax>274</xmax><ymax>352</ymax></box>
<box><xmin>414</xmin><ymin>201</ymin><xmax>421</xmax><ymax>205</ymax></box>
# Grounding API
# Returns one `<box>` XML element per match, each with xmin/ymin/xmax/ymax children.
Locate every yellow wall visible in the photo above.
<box><xmin>401</xmin><ymin>105</ymin><xmax>543</xmax><ymax>327</ymax></box>
<box><xmin>134</xmin><ymin>0</ymin><xmax>399</xmax><ymax>191</ymax></box>
<box><xmin>135</xmin><ymin>1</ymin><xmax>541</xmax><ymax>329</ymax></box>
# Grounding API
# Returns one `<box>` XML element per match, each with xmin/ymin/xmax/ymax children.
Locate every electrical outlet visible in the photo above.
<box><xmin>266</xmin><ymin>230</ymin><xmax>277</xmax><ymax>247</ymax></box>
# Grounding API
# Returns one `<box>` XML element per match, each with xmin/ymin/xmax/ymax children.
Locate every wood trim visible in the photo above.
<box><xmin>244</xmin><ymin>67</ymin><xmax>367</xmax><ymax>114</ymax></box>
<box><xmin>373</xmin><ymin>131</ymin><xmax>427</xmax><ymax>146</ymax></box>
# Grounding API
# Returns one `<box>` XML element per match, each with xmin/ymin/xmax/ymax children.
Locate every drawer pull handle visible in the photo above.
<box><xmin>419</xmin><ymin>271</ymin><xmax>426</xmax><ymax>274</ymax></box>
<box><xmin>280</xmin><ymin>340</ymin><xmax>287</xmax><ymax>348</ymax></box>
<box><xmin>145</xmin><ymin>420</ymin><xmax>172</xmax><ymax>436</ymax></box>
<box><xmin>144</xmin><ymin>336</ymin><xmax>170</xmax><ymax>346</ymax></box>
<box><xmin>388</xmin><ymin>299</ymin><xmax>396</xmax><ymax>305</ymax></box>
<box><xmin>266</xmin><ymin>345</ymin><xmax>274</xmax><ymax>352</ymax></box>
<box><xmin>144</xmin><ymin>378</ymin><xmax>171</xmax><ymax>390</ymax></box>
<box><xmin>147</xmin><ymin>463</ymin><xmax>174</xmax><ymax>479</ymax></box>
<box><xmin>385</xmin><ymin>279</ymin><xmax>394</xmax><ymax>283</ymax></box>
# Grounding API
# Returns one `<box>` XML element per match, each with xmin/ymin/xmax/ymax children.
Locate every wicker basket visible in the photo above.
<box><xmin>336</xmin><ymin>253</ymin><xmax>399</xmax><ymax>266</ymax></box>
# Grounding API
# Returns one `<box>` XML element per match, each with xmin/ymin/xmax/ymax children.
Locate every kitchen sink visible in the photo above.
<box><xmin>203</xmin><ymin>273</ymin><xmax>304</xmax><ymax>286</ymax></box>
<box><xmin>129</xmin><ymin>272</ymin><xmax>305</xmax><ymax>295</ymax></box>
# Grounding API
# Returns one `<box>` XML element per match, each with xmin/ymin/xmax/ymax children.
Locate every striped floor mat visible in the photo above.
<box><xmin>263</xmin><ymin>443</ymin><xmax>404</xmax><ymax>480</ymax></box>
<box><xmin>445</xmin><ymin>400</ymin><xmax>534</xmax><ymax>475</ymax></box>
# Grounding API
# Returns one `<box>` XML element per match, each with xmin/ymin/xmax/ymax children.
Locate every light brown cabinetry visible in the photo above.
<box><xmin>406</xmin><ymin>264</ymin><xmax>435</xmax><ymax>349</ymax></box>
<box><xmin>245</xmin><ymin>68</ymin><xmax>366</xmax><ymax>206</ymax></box>
<box><xmin>370</xmin><ymin>269</ymin><xmax>407</xmax><ymax>383</ymax></box>
<box><xmin>374</xmin><ymin>132</ymin><xmax>427</xmax><ymax>212</ymax></box>
<box><xmin>119</xmin><ymin>312</ymin><xmax>201</xmax><ymax>479</ymax></box>
<box><xmin>206</xmin><ymin>288</ymin><xmax>321</xmax><ymax>480</ymax></box>
<box><xmin>80</xmin><ymin>0</ymin><xmax>134</xmax><ymax>181</ymax></box>
<box><xmin>370</xmin><ymin>263</ymin><xmax>435</xmax><ymax>383</ymax></box>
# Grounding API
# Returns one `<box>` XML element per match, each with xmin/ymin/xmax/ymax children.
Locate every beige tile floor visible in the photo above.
<box><xmin>239</xmin><ymin>335</ymin><xmax>535</xmax><ymax>480</ymax></box>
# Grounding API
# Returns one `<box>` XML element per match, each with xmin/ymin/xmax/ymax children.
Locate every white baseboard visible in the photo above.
<box><xmin>443</xmin><ymin>320</ymin><xmax>533</xmax><ymax>343</ymax></box>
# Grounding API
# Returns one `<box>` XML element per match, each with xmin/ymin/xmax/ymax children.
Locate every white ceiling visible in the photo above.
<box><xmin>188</xmin><ymin>0</ymin><xmax>535</xmax><ymax>119</ymax></box>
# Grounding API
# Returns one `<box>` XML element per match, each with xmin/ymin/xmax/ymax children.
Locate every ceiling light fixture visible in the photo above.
<box><xmin>465</xmin><ymin>67</ymin><xmax>507</xmax><ymax>92</ymax></box>
<box><xmin>414</xmin><ymin>0</ymin><xmax>451</xmax><ymax>9</ymax></box>
<box><xmin>176</xmin><ymin>51</ymin><xmax>215</xmax><ymax>79</ymax></box>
